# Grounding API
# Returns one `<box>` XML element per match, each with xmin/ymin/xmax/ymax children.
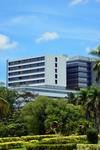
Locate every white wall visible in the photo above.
<box><xmin>45</xmin><ymin>54</ymin><xmax>67</xmax><ymax>87</ymax></box>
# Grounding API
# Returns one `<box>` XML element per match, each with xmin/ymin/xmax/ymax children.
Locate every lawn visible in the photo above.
<box><xmin>10</xmin><ymin>148</ymin><xmax>26</xmax><ymax>150</ymax></box>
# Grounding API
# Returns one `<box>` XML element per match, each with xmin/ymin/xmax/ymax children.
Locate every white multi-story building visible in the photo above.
<box><xmin>6</xmin><ymin>54</ymin><xmax>97</xmax><ymax>98</ymax></box>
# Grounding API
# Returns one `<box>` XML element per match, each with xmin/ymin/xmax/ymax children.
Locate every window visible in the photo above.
<box><xmin>9</xmin><ymin>56</ymin><xmax>45</xmax><ymax>66</ymax></box>
<box><xmin>8</xmin><ymin>73</ymin><xmax>45</xmax><ymax>81</ymax></box>
<box><xmin>78</xmin><ymin>72</ymin><xmax>87</xmax><ymax>75</ymax></box>
<box><xmin>78</xmin><ymin>77</ymin><xmax>87</xmax><ymax>81</ymax></box>
<box><xmin>78</xmin><ymin>83</ymin><xmax>87</xmax><ymax>86</ymax></box>
<box><xmin>55</xmin><ymin>69</ymin><xmax>57</xmax><ymax>73</ymax></box>
<box><xmin>55</xmin><ymin>80</ymin><xmax>57</xmax><ymax>84</ymax></box>
<box><xmin>9</xmin><ymin>79</ymin><xmax>45</xmax><ymax>86</ymax></box>
<box><xmin>9</xmin><ymin>68</ymin><xmax>45</xmax><ymax>76</ymax></box>
<box><xmin>55</xmin><ymin>74</ymin><xmax>57</xmax><ymax>78</ymax></box>
<box><xmin>78</xmin><ymin>67</ymin><xmax>87</xmax><ymax>70</ymax></box>
<box><xmin>9</xmin><ymin>62</ymin><xmax>45</xmax><ymax>71</ymax></box>
<box><xmin>55</xmin><ymin>57</ymin><xmax>57</xmax><ymax>62</ymax></box>
<box><xmin>67</xmin><ymin>61</ymin><xmax>87</xmax><ymax>65</ymax></box>
<box><xmin>55</xmin><ymin>63</ymin><xmax>57</xmax><ymax>67</ymax></box>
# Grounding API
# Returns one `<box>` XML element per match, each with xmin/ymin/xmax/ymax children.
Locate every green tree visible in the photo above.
<box><xmin>88</xmin><ymin>85</ymin><xmax>100</xmax><ymax>133</ymax></box>
<box><xmin>0</xmin><ymin>97</ymin><xmax>9</xmax><ymax>118</ymax></box>
<box><xmin>21</xmin><ymin>96</ymin><xmax>53</xmax><ymax>135</ymax></box>
<box><xmin>66</xmin><ymin>92</ymin><xmax>77</xmax><ymax>105</ymax></box>
<box><xmin>0</xmin><ymin>84</ymin><xmax>19</xmax><ymax>113</ymax></box>
<box><xmin>89</xmin><ymin>45</ymin><xmax>100</xmax><ymax>82</ymax></box>
<box><xmin>21</xmin><ymin>96</ymin><xmax>84</xmax><ymax>135</ymax></box>
<box><xmin>77</xmin><ymin>88</ymin><xmax>90</xmax><ymax>121</ymax></box>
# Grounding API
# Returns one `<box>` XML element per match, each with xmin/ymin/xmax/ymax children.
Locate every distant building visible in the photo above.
<box><xmin>6</xmin><ymin>54</ymin><xmax>97</xmax><ymax>98</ymax></box>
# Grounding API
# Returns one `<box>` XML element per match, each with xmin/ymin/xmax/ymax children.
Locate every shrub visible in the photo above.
<box><xmin>77</xmin><ymin>144</ymin><xmax>100</xmax><ymax>150</ymax></box>
<box><xmin>26</xmin><ymin>143</ymin><xmax>76</xmax><ymax>150</ymax></box>
<box><xmin>0</xmin><ymin>141</ymin><xmax>24</xmax><ymax>150</ymax></box>
<box><xmin>86</xmin><ymin>128</ymin><xmax>98</xmax><ymax>144</ymax></box>
<box><xmin>21</xmin><ymin>134</ymin><xmax>57</xmax><ymax>141</ymax></box>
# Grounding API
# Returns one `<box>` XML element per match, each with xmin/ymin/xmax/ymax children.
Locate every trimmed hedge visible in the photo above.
<box><xmin>0</xmin><ymin>135</ymin><xmax>87</xmax><ymax>143</ymax></box>
<box><xmin>0</xmin><ymin>137</ymin><xmax>20</xmax><ymax>143</ymax></box>
<box><xmin>0</xmin><ymin>141</ymin><xmax>24</xmax><ymax>150</ymax></box>
<box><xmin>21</xmin><ymin>134</ymin><xmax>58</xmax><ymax>141</ymax></box>
<box><xmin>77</xmin><ymin>144</ymin><xmax>100</xmax><ymax>150</ymax></box>
<box><xmin>26</xmin><ymin>143</ymin><xmax>77</xmax><ymax>150</ymax></box>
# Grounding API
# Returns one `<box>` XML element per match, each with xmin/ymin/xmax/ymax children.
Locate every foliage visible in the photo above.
<box><xmin>86</xmin><ymin>128</ymin><xmax>98</xmax><ymax>144</ymax></box>
<box><xmin>0</xmin><ymin>97</ymin><xmax>9</xmax><ymax>118</ymax></box>
<box><xmin>66</xmin><ymin>92</ymin><xmax>77</xmax><ymax>105</ymax></box>
<box><xmin>0</xmin><ymin>141</ymin><xmax>24</xmax><ymax>150</ymax></box>
<box><xmin>77</xmin><ymin>144</ymin><xmax>100</xmax><ymax>150</ymax></box>
<box><xmin>78</xmin><ymin>120</ymin><xmax>90</xmax><ymax>135</ymax></box>
<box><xmin>16</xmin><ymin>90</ymin><xmax>38</xmax><ymax>109</ymax></box>
<box><xmin>25</xmin><ymin>143</ymin><xmax>76</xmax><ymax>150</ymax></box>
<box><xmin>21</xmin><ymin>96</ymin><xmax>84</xmax><ymax>135</ymax></box>
<box><xmin>89</xmin><ymin>44</ymin><xmax>100</xmax><ymax>82</ymax></box>
<box><xmin>0</xmin><ymin>84</ymin><xmax>19</xmax><ymax>113</ymax></box>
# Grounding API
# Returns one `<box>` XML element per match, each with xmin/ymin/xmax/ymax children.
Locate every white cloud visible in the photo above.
<box><xmin>0</xmin><ymin>34</ymin><xmax>18</xmax><ymax>49</ymax></box>
<box><xmin>35</xmin><ymin>32</ymin><xmax>59</xmax><ymax>43</ymax></box>
<box><xmin>69</xmin><ymin>0</ymin><xmax>83</xmax><ymax>6</ymax></box>
<box><xmin>69</xmin><ymin>0</ymin><xmax>89</xmax><ymax>6</ymax></box>
<box><xmin>85</xmin><ymin>47</ymin><xmax>91</xmax><ymax>52</ymax></box>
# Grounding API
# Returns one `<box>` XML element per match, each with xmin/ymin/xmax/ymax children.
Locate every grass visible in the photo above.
<box><xmin>10</xmin><ymin>148</ymin><xmax>26</xmax><ymax>150</ymax></box>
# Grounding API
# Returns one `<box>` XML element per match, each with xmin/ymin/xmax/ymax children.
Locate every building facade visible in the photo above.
<box><xmin>66</xmin><ymin>55</ymin><xmax>97</xmax><ymax>89</ymax></box>
<box><xmin>6</xmin><ymin>54</ymin><xmax>97</xmax><ymax>98</ymax></box>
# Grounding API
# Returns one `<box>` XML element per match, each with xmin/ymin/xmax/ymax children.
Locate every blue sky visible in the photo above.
<box><xmin>0</xmin><ymin>0</ymin><xmax>100</xmax><ymax>83</ymax></box>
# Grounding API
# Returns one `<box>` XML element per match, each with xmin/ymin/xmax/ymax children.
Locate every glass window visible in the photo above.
<box><xmin>78</xmin><ymin>77</ymin><xmax>87</xmax><ymax>81</ymax></box>
<box><xmin>55</xmin><ymin>63</ymin><xmax>57</xmax><ymax>67</ymax></box>
<box><xmin>9</xmin><ymin>79</ymin><xmax>45</xmax><ymax>86</ymax></box>
<box><xmin>8</xmin><ymin>73</ymin><xmax>45</xmax><ymax>81</ymax></box>
<box><xmin>55</xmin><ymin>69</ymin><xmax>57</xmax><ymax>73</ymax></box>
<box><xmin>67</xmin><ymin>61</ymin><xmax>87</xmax><ymax>65</ymax></box>
<box><xmin>78</xmin><ymin>67</ymin><xmax>87</xmax><ymax>70</ymax></box>
<box><xmin>55</xmin><ymin>57</ymin><xmax>57</xmax><ymax>62</ymax></box>
<box><xmin>78</xmin><ymin>72</ymin><xmax>87</xmax><ymax>75</ymax></box>
<box><xmin>55</xmin><ymin>80</ymin><xmax>57</xmax><ymax>84</ymax></box>
<box><xmin>9</xmin><ymin>62</ymin><xmax>45</xmax><ymax>71</ymax></box>
<box><xmin>55</xmin><ymin>74</ymin><xmax>57</xmax><ymax>78</ymax></box>
<box><xmin>9</xmin><ymin>68</ymin><xmax>45</xmax><ymax>76</ymax></box>
<box><xmin>78</xmin><ymin>83</ymin><xmax>87</xmax><ymax>86</ymax></box>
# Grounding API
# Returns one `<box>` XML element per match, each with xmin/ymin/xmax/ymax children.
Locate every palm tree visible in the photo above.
<box><xmin>66</xmin><ymin>92</ymin><xmax>77</xmax><ymax>105</ymax></box>
<box><xmin>88</xmin><ymin>85</ymin><xmax>100</xmax><ymax>133</ymax></box>
<box><xmin>0</xmin><ymin>97</ymin><xmax>9</xmax><ymax>118</ymax></box>
<box><xmin>89</xmin><ymin>45</ymin><xmax>100</xmax><ymax>82</ymax></box>
<box><xmin>77</xmin><ymin>88</ymin><xmax>90</xmax><ymax>121</ymax></box>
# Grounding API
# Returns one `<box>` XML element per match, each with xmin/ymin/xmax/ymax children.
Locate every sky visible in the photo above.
<box><xmin>0</xmin><ymin>0</ymin><xmax>100</xmax><ymax>84</ymax></box>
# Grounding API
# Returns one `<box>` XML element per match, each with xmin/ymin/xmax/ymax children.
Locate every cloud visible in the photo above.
<box><xmin>85</xmin><ymin>47</ymin><xmax>91</xmax><ymax>52</ymax></box>
<box><xmin>35</xmin><ymin>32</ymin><xmax>59</xmax><ymax>43</ymax></box>
<box><xmin>0</xmin><ymin>34</ymin><xmax>18</xmax><ymax>49</ymax></box>
<box><xmin>86</xmin><ymin>46</ymin><xmax>98</xmax><ymax>53</ymax></box>
<box><xmin>69</xmin><ymin>0</ymin><xmax>83</xmax><ymax>6</ymax></box>
<box><xmin>69</xmin><ymin>0</ymin><xmax>89</xmax><ymax>6</ymax></box>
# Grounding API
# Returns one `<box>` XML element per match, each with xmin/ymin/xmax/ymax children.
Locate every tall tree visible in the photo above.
<box><xmin>89</xmin><ymin>45</ymin><xmax>100</xmax><ymax>82</ymax></box>
<box><xmin>77</xmin><ymin>88</ymin><xmax>90</xmax><ymax>121</ymax></box>
<box><xmin>0</xmin><ymin>83</ymin><xmax>19</xmax><ymax>113</ymax></box>
<box><xmin>66</xmin><ymin>92</ymin><xmax>77</xmax><ymax>105</ymax></box>
<box><xmin>0</xmin><ymin>97</ymin><xmax>9</xmax><ymax>118</ymax></box>
<box><xmin>88</xmin><ymin>85</ymin><xmax>100</xmax><ymax>133</ymax></box>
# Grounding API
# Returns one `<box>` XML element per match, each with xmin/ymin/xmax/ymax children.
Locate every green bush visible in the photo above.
<box><xmin>21</xmin><ymin>134</ymin><xmax>57</xmax><ymax>141</ymax></box>
<box><xmin>86</xmin><ymin>128</ymin><xmax>98</xmax><ymax>144</ymax></box>
<box><xmin>26</xmin><ymin>143</ymin><xmax>76</xmax><ymax>150</ymax></box>
<box><xmin>0</xmin><ymin>141</ymin><xmax>24</xmax><ymax>150</ymax></box>
<box><xmin>77</xmin><ymin>144</ymin><xmax>100</xmax><ymax>150</ymax></box>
